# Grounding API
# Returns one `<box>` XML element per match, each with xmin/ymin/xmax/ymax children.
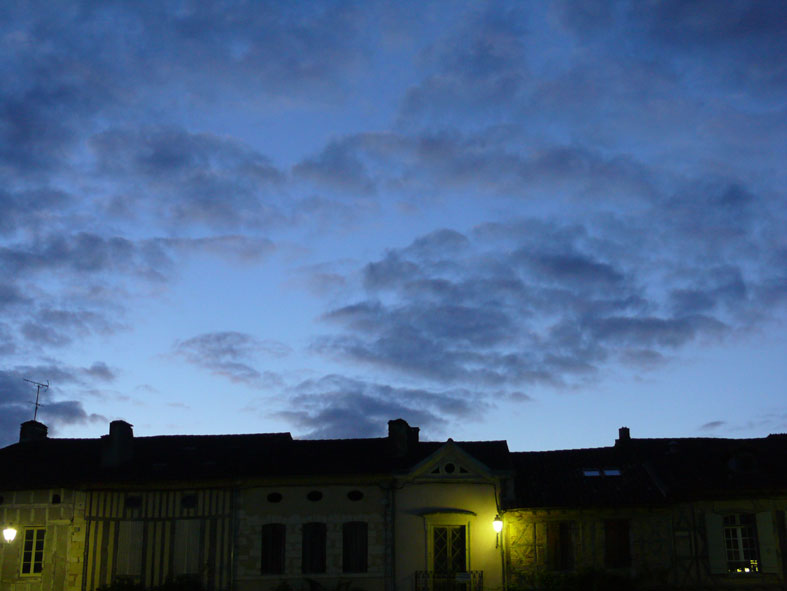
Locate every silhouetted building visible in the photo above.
<box><xmin>0</xmin><ymin>421</ymin><xmax>785</xmax><ymax>591</ymax></box>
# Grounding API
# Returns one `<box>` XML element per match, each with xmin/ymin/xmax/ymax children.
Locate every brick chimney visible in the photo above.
<box><xmin>19</xmin><ymin>420</ymin><xmax>48</xmax><ymax>443</ymax></box>
<box><xmin>101</xmin><ymin>420</ymin><xmax>134</xmax><ymax>467</ymax></box>
<box><xmin>388</xmin><ymin>418</ymin><xmax>419</xmax><ymax>458</ymax></box>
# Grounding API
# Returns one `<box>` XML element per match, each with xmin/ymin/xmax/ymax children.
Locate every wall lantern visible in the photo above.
<box><xmin>2</xmin><ymin>527</ymin><xmax>16</xmax><ymax>543</ymax></box>
<box><xmin>492</xmin><ymin>515</ymin><xmax>503</xmax><ymax>533</ymax></box>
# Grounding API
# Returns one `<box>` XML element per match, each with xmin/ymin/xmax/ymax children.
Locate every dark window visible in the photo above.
<box><xmin>261</xmin><ymin>523</ymin><xmax>286</xmax><ymax>574</ymax></box>
<box><xmin>125</xmin><ymin>495</ymin><xmax>142</xmax><ymax>509</ymax></box>
<box><xmin>21</xmin><ymin>528</ymin><xmax>45</xmax><ymax>574</ymax></box>
<box><xmin>51</xmin><ymin>493</ymin><xmax>61</xmax><ymax>504</ymax></box>
<box><xmin>347</xmin><ymin>490</ymin><xmax>364</xmax><ymax>501</ymax></box>
<box><xmin>302</xmin><ymin>522</ymin><xmax>327</xmax><ymax>573</ymax></box>
<box><xmin>724</xmin><ymin>514</ymin><xmax>759</xmax><ymax>573</ymax></box>
<box><xmin>307</xmin><ymin>490</ymin><xmax>323</xmax><ymax>502</ymax></box>
<box><xmin>604</xmin><ymin>519</ymin><xmax>631</xmax><ymax>568</ymax></box>
<box><xmin>547</xmin><ymin>521</ymin><xmax>574</xmax><ymax>571</ymax></box>
<box><xmin>343</xmin><ymin>521</ymin><xmax>368</xmax><ymax>573</ymax></box>
<box><xmin>180</xmin><ymin>494</ymin><xmax>198</xmax><ymax>509</ymax></box>
<box><xmin>267</xmin><ymin>492</ymin><xmax>283</xmax><ymax>503</ymax></box>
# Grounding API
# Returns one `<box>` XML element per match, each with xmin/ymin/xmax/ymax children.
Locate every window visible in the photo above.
<box><xmin>547</xmin><ymin>521</ymin><xmax>574</xmax><ymax>571</ymax></box>
<box><xmin>604</xmin><ymin>519</ymin><xmax>631</xmax><ymax>568</ymax></box>
<box><xmin>302</xmin><ymin>522</ymin><xmax>326</xmax><ymax>573</ymax></box>
<box><xmin>180</xmin><ymin>493</ymin><xmax>198</xmax><ymax>509</ymax></box>
<box><xmin>115</xmin><ymin>521</ymin><xmax>143</xmax><ymax>579</ymax></box>
<box><xmin>21</xmin><ymin>528</ymin><xmax>45</xmax><ymax>575</ymax></box>
<box><xmin>174</xmin><ymin>520</ymin><xmax>201</xmax><ymax>576</ymax></box>
<box><xmin>343</xmin><ymin>522</ymin><xmax>368</xmax><ymax>573</ymax></box>
<box><xmin>724</xmin><ymin>514</ymin><xmax>759</xmax><ymax>573</ymax></box>
<box><xmin>432</xmin><ymin>525</ymin><xmax>466</xmax><ymax>573</ymax></box>
<box><xmin>261</xmin><ymin>523</ymin><xmax>286</xmax><ymax>574</ymax></box>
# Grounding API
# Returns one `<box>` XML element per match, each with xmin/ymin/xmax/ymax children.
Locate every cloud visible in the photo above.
<box><xmin>272</xmin><ymin>374</ymin><xmax>488</xmax><ymax>439</ymax></box>
<box><xmin>400</xmin><ymin>5</ymin><xmax>531</xmax><ymax>123</ymax></box>
<box><xmin>91</xmin><ymin>128</ymin><xmax>285</xmax><ymax>229</ymax></box>
<box><xmin>0</xmin><ymin>365</ymin><xmax>110</xmax><ymax>446</ymax></box>
<box><xmin>173</xmin><ymin>331</ymin><xmax>290</xmax><ymax>386</ymax></box>
<box><xmin>700</xmin><ymin>420</ymin><xmax>725</xmax><ymax>431</ymax></box>
<box><xmin>314</xmin><ymin>203</ymin><xmax>784</xmax><ymax>390</ymax></box>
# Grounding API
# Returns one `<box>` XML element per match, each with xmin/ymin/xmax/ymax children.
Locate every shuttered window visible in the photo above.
<box><xmin>343</xmin><ymin>521</ymin><xmax>368</xmax><ymax>573</ymax></box>
<box><xmin>547</xmin><ymin>521</ymin><xmax>574</xmax><ymax>571</ymax></box>
<box><xmin>604</xmin><ymin>519</ymin><xmax>631</xmax><ymax>568</ymax></box>
<box><xmin>261</xmin><ymin>523</ymin><xmax>286</xmax><ymax>574</ymax></box>
<box><xmin>302</xmin><ymin>522</ymin><xmax>327</xmax><ymax>573</ymax></box>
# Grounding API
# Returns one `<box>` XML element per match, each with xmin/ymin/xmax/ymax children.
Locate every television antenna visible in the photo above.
<box><xmin>23</xmin><ymin>378</ymin><xmax>49</xmax><ymax>421</ymax></box>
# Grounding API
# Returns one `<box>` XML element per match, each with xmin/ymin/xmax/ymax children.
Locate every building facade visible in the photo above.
<box><xmin>1</xmin><ymin>420</ymin><xmax>785</xmax><ymax>591</ymax></box>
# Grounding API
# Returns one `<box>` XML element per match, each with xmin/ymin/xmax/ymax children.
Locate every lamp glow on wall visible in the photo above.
<box><xmin>493</xmin><ymin>515</ymin><xmax>503</xmax><ymax>548</ymax></box>
<box><xmin>2</xmin><ymin>527</ymin><xmax>16</xmax><ymax>543</ymax></box>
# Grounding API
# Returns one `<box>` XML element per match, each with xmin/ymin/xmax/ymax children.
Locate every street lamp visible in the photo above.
<box><xmin>2</xmin><ymin>527</ymin><xmax>16</xmax><ymax>543</ymax></box>
<box><xmin>493</xmin><ymin>515</ymin><xmax>503</xmax><ymax>548</ymax></box>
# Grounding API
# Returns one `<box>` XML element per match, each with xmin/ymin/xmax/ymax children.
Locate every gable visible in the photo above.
<box><xmin>404</xmin><ymin>440</ymin><xmax>498</xmax><ymax>482</ymax></box>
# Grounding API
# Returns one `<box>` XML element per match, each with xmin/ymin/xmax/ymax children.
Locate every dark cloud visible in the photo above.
<box><xmin>400</xmin><ymin>5</ymin><xmax>530</xmax><ymax>122</ymax></box>
<box><xmin>92</xmin><ymin>128</ymin><xmax>284</xmax><ymax>229</ymax></box>
<box><xmin>700</xmin><ymin>420</ymin><xmax>725</xmax><ymax>431</ymax></box>
<box><xmin>273</xmin><ymin>374</ymin><xmax>487</xmax><ymax>439</ymax></box>
<box><xmin>173</xmin><ymin>331</ymin><xmax>289</xmax><ymax>386</ymax></box>
<box><xmin>0</xmin><ymin>365</ymin><xmax>110</xmax><ymax>446</ymax></box>
<box><xmin>292</xmin><ymin>129</ymin><xmax>661</xmax><ymax>208</ymax></box>
<box><xmin>315</xmin><ymin>205</ymin><xmax>783</xmax><ymax>389</ymax></box>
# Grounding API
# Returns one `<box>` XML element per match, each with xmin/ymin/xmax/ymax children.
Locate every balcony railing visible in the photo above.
<box><xmin>414</xmin><ymin>570</ymin><xmax>483</xmax><ymax>591</ymax></box>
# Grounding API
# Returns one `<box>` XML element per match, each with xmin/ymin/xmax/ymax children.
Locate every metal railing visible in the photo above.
<box><xmin>414</xmin><ymin>570</ymin><xmax>483</xmax><ymax>591</ymax></box>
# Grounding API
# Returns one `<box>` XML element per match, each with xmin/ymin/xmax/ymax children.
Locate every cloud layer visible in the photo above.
<box><xmin>0</xmin><ymin>1</ymin><xmax>784</xmax><ymax>444</ymax></box>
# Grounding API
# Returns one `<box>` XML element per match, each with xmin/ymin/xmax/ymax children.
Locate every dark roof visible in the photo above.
<box><xmin>507</xmin><ymin>446</ymin><xmax>665</xmax><ymax>509</ymax></box>
<box><xmin>620</xmin><ymin>434</ymin><xmax>787</xmax><ymax>501</ymax></box>
<box><xmin>0</xmin><ymin>430</ymin><xmax>511</xmax><ymax>490</ymax></box>
<box><xmin>506</xmin><ymin>434</ymin><xmax>787</xmax><ymax>509</ymax></box>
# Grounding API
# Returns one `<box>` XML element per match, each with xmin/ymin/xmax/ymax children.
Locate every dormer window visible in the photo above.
<box><xmin>583</xmin><ymin>468</ymin><xmax>621</xmax><ymax>477</ymax></box>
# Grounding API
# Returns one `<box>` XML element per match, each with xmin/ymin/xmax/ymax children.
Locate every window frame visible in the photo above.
<box><xmin>723</xmin><ymin>513</ymin><xmax>759</xmax><ymax>574</ymax></box>
<box><xmin>20</xmin><ymin>527</ymin><xmax>46</xmax><ymax>576</ymax></box>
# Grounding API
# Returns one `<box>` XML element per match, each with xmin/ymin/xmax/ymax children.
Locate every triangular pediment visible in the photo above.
<box><xmin>404</xmin><ymin>440</ymin><xmax>496</xmax><ymax>482</ymax></box>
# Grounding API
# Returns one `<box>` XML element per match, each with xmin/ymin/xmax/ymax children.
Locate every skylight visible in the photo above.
<box><xmin>583</xmin><ymin>468</ymin><xmax>621</xmax><ymax>477</ymax></box>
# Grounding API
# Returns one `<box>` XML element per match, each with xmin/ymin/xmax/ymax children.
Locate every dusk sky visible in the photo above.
<box><xmin>1</xmin><ymin>1</ymin><xmax>785</xmax><ymax>450</ymax></box>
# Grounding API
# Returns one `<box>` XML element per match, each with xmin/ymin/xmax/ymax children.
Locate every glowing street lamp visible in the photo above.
<box><xmin>493</xmin><ymin>515</ymin><xmax>503</xmax><ymax>548</ymax></box>
<box><xmin>2</xmin><ymin>527</ymin><xmax>16</xmax><ymax>543</ymax></box>
<box><xmin>492</xmin><ymin>515</ymin><xmax>503</xmax><ymax>533</ymax></box>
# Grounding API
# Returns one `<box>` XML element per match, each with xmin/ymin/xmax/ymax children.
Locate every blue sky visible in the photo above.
<box><xmin>1</xmin><ymin>0</ymin><xmax>785</xmax><ymax>450</ymax></box>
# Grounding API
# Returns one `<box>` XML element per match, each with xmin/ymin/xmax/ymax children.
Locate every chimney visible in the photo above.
<box><xmin>388</xmin><ymin>418</ymin><xmax>419</xmax><ymax>458</ymax></box>
<box><xmin>101</xmin><ymin>420</ymin><xmax>134</xmax><ymax>467</ymax></box>
<box><xmin>19</xmin><ymin>420</ymin><xmax>48</xmax><ymax>443</ymax></box>
<box><xmin>616</xmin><ymin>426</ymin><xmax>631</xmax><ymax>446</ymax></box>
